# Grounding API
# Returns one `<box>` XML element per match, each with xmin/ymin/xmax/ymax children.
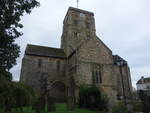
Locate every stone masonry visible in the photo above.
<box><xmin>20</xmin><ymin>7</ymin><xmax>133</xmax><ymax>105</ymax></box>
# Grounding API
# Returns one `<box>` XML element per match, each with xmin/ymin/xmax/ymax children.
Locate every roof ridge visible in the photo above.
<box><xmin>27</xmin><ymin>44</ymin><xmax>63</xmax><ymax>50</ymax></box>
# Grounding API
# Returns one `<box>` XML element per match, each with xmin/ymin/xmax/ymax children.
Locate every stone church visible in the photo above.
<box><xmin>20</xmin><ymin>7</ymin><xmax>133</xmax><ymax>105</ymax></box>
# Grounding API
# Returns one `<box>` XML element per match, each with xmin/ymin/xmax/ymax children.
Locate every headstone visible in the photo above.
<box><xmin>47</xmin><ymin>96</ymin><xmax>56</xmax><ymax>112</ymax></box>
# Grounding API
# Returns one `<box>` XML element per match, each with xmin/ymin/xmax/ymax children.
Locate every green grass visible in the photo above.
<box><xmin>50</xmin><ymin>104</ymin><xmax>103</xmax><ymax>113</ymax></box>
<box><xmin>0</xmin><ymin>104</ymin><xmax>104</xmax><ymax>113</ymax></box>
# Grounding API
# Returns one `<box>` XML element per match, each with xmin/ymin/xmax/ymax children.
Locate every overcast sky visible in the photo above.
<box><xmin>10</xmin><ymin>0</ymin><xmax>150</xmax><ymax>88</ymax></box>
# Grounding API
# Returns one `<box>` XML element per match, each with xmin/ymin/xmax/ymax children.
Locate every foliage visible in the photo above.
<box><xmin>0</xmin><ymin>79</ymin><xmax>13</xmax><ymax>112</ymax></box>
<box><xmin>50</xmin><ymin>104</ymin><xmax>104</xmax><ymax>113</ymax></box>
<box><xmin>79</xmin><ymin>85</ymin><xmax>108</xmax><ymax>111</ymax></box>
<box><xmin>20</xmin><ymin>82</ymin><xmax>36</xmax><ymax>99</ymax></box>
<box><xmin>112</xmin><ymin>103</ymin><xmax>130</xmax><ymax>113</ymax></box>
<box><xmin>132</xmin><ymin>101</ymin><xmax>143</xmax><ymax>112</ymax></box>
<box><xmin>0</xmin><ymin>68</ymin><xmax>12</xmax><ymax>81</ymax></box>
<box><xmin>138</xmin><ymin>90</ymin><xmax>150</xmax><ymax>113</ymax></box>
<box><xmin>12</xmin><ymin>82</ymin><xmax>34</xmax><ymax>110</ymax></box>
<box><xmin>0</xmin><ymin>69</ymin><xmax>13</xmax><ymax>111</ymax></box>
<box><xmin>0</xmin><ymin>82</ymin><xmax>35</xmax><ymax>112</ymax></box>
<box><xmin>32</xmin><ymin>75</ymin><xmax>53</xmax><ymax>113</ymax></box>
<box><xmin>0</xmin><ymin>0</ymin><xmax>39</xmax><ymax>111</ymax></box>
<box><xmin>0</xmin><ymin>104</ymin><xmax>104</xmax><ymax>113</ymax></box>
<box><xmin>0</xmin><ymin>0</ymin><xmax>39</xmax><ymax>72</ymax></box>
<box><xmin>138</xmin><ymin>90</ymin><xmax>146</xmax><ymax>101</ymax></box>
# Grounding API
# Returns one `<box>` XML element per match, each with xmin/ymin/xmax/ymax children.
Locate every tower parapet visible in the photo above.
<box><xmin>61</xmin><ymin>7</ymin><xmax>96</xmax><ymax>56</ymax></box>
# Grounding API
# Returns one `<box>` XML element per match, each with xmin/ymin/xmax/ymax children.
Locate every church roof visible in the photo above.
<box><xmin>25</xmin><ymin>44</ymin><xmax>66</xmax><ymax>59</ymax></box>
<box><xmin>113</xmin><ymin>55</ymin><xmax>127</xmax><ymax>65</ymax></box>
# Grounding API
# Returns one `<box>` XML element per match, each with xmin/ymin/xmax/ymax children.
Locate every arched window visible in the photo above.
<box><xmin>74</xmin><ymin>32</ymin><xmax>79</xmax><ymax>38</ymax></box>
<box><xmin>74</xmin><ymin>32</ymin><xmax>78</xmax><ymax>37</ymax></box>
<box><xmin>92</xmin><ymin>70</ymin><xmax>102</xmax><ymax>84</ymax></box>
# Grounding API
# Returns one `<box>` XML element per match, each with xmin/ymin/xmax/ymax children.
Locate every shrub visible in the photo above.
<box><xmin>12</xmin><ymin>82</ymin><xmax>33</xmax><ymax>110</ymax></box>
<box><xmin>132</xmin><ymin>101</ymin><xmax>143</xmax><ymax>112</ymax></box>
<box><xmin>112</xmin><ymin>103</ymin><xmax>130</xmax><ymax>113</ymax></box>
<box><xmin>0</xmin><ymin>78</ymin><xmax>13</xmax><ymax>112</ymax></box>
<box><xmin>138</xmin><ymin>90</ymin><xmax>150</xmax><ymax>113</ymax></box>
<box><xmin>79</xmin><ymin>85</ymin><xmax>108</xmax><ymax>111</ymax></box>
<box><xmin>0</xmin><ymin>81</ymin><xmax>35</xmax><ymax>112</ymax></box>
<box><xmin>0</xmin><ymin>69</ymin><xmax>13</xmax><ymax>111</ymax></box>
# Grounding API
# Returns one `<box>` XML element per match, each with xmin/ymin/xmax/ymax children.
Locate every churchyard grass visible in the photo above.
<box><xmin>50</xmin><ymin>104</ymin><xmax>104</xmax><ymax>113</ymax></box>
<box><xmin>0</xmin><ymin>104</ymin><xmax>104</xmax><ymax>113</ymax></box>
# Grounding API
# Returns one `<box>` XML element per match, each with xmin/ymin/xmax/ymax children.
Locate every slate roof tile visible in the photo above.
<box><xmin>25</xmin><ymin>44</ymin><xmax>66</xmax><ymax>59</ymax></box>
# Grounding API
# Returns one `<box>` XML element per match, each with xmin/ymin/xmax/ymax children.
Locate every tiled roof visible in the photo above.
<box><xmin>137</xmin><ymin>77</ymin><xmax>150</xmax><ymax>84</ymax></box>
<box><xmin>25</xmin><ymin>44</ymin><xmax>66</xmax><ymax>59</ymax></box>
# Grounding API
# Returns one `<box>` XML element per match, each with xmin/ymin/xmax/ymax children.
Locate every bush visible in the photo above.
<box><xmin>112</xmin><ymin>103</ymin><xmax>130</xmax><ymax>113</ymax></box>
<box><xmin>0</xmin><ymin>69</ymin><xmax>13</xmax><ymax>111</ymax></box>
<box><xmin>138</xmin><ymin>90</ymin><xmax>150</xmax><ymax>113</ymax></box>
<box><xmin>79</xmin><ymin>85</ymin><xmax>108</xmax><ymax>111</ymax></box>
<box><xmin>0</xmin><ymin>81</ymin><xmax>35</xmax><ymax>112</ymax></box>
<box><xmin>12</xmin><ymin>82</ymin><xmax>34</xmax><ymax>111</ymax></box>
<box><xmin>0</xmin><ymin>78</ymin><xmax>13</xmax><ymax>112</ymax></box>
<box><xmin>132</xmin><ymin>101</ymin><xmax>143</xmax><ymax>112</ymax></box>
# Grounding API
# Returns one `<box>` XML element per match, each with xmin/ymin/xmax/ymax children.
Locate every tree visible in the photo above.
<box><xmin>138</xmin><ymin>90</ymin><xmax>150</xmax><ymax>113</ymax></box>
<box><xmin>12</xmin><ymin>82</ymin><xmax>34</xmax><ymax>112</ymax></box>
<box><xmin>0</xmin><ymin>0</ymin><xmax>39</xmax><ymax>111</ymax></box>
<box><xmin>33</xmin><ymin>74</ymin><xmax>56</xmax><ymax>113</ymax></box>
<box><xmin>0</xmin><ymin>82</ymin><xmax>35</xmax><ymax>112</ymax></box>
<box><xmin>0</xmin><ymin>78</ymin><xmax>13</xmax><ymax>112</ymax></box>
<box><xmin>0</xmin><ymin>68</ymin><xmax>12</xmax><ymax>81</ymax></box>
<box><xmin>112</xmin><ymin>103</ymin><xmax>130</xmax><ymax>113</ymax></box>
<box><xmin>79</xmin><ymin>85</ymin><xmax>108</xmax><ymax>111</ymax></box>
<box><xmin>0</xmin><ymin>0</ymin><xmax>39</xmax><ymax>73</ymax></box>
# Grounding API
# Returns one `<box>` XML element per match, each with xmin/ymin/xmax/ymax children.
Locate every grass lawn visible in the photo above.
<box><xmin>50</xmin><ymin>104</ymin><xmax>103</xmax><ymax>113</ymax></box>
<box><xmin>0</xmin><ymin>104</ymin><xmax>104</xmax><ymax>113</ymax></box>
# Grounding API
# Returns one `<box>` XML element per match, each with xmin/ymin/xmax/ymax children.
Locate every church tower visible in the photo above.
<box><xmin>20</xmin><ymin>6</ymin><xmax>133</xmax><ymax>108</ymax></box>
<box><xmin>61</xmin><ymin>7</ymin><xmax>96</xmax><ymax>56</ymax></box>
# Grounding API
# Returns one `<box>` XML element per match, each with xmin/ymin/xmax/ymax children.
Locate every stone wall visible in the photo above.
<box><xmin>20</xmin><ymin>55</ymin><xmax>67</xmax><ymax>101</ymax></box>
<box><xmin>60</xmin><ymin>7</ymin><xmax>132</xmax><ymax>105</ymax></box>
<box><xmin>75</xmin><ymin>36</ymin><xmax>117</xmax><ymax>105</ymax></box>
<box><xmin>114</xmin><ymin>64</ymin><xmax>133</xmax><ymax>100</ymax></box>
<box><xmin>61</xmin><ymin>7</ymin><xmax>96</xmax><ymax>56</ymax></box>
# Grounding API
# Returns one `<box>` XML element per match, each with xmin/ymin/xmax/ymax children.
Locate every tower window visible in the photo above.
<box><xmin>74</xmin><ymin>32</ymin><xmax>79</xmax><ymax>37</ymax></box>
<box><xmin>80</xmin><ymin>13</ymin><xmax>85</xmax><ymax>18</ymax></box>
